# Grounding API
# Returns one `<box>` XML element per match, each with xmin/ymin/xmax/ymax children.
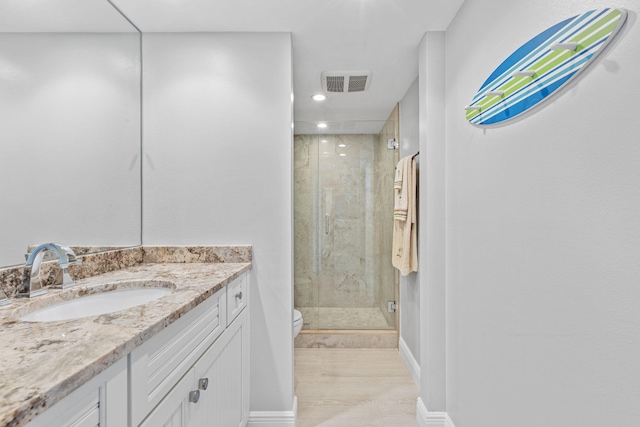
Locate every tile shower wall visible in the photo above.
<box><xmin>295</xmin><ymin>124</ymin><xmax>397</xmax><ymax>329</ymax></box>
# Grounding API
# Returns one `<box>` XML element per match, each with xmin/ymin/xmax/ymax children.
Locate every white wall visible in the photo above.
<box><xmin>0</xmin><ymin>33</ymin><xmax>141</xmax><ymax>267</ymax></box>
<box><xmin>398</xmin><ymin>77</ymin><xmax>421</xmax><ymax>374</ymax></box>
<box><xmin>418</xmin><ymin>32</ymin><xmax>447</xmax><ymax>413</ymax></box>
<box><xmin>442</xmin><ymin>1</ymin><xmax>640</xmax><ymax>425</ymax></box>
<box><xmin>141</xmin><ymin>33</ymin><xmax>294</xmax><ymax>414</ymax></box>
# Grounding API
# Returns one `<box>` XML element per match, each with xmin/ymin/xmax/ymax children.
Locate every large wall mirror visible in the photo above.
<box><xmin>0</xmin><ymin>0</ymin><xmax>141</xmax><ymax>267</ymax></box>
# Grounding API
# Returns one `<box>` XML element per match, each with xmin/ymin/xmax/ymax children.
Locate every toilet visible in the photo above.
<box><xmin>293</xmin><ymin>309</ymin><xmax>303</xmax><ymax>338</ymax></box>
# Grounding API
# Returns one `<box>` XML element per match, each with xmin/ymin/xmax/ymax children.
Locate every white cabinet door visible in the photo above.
<box><xmin>142</xmin><ymin>310</ymin><xmax>249</xmax><ymax>427</ymax></box>
<box><xmin>137</xmin><ymin>279</ymin><xmax>249</xmax><ymax>427</ymax></box>
<box><xmin>130</xmin><ymin>286</ymin><xmax>226</xmax><ymax>426</ymax></box>
<box><xmin>192</xmin><ymin>309</ymin><xmax>249</xmax><ymax>427</ymax></box>
<box><xmin>140</xmin><ymin>368</ymin><xmax>197</xmax><ymax>427</ymax></box>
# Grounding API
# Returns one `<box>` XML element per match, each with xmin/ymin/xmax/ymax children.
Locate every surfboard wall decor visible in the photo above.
<box><xmin>465</xmin><ymin>8</ymin><xmax>627</xmax><ymax>127</ymax></box>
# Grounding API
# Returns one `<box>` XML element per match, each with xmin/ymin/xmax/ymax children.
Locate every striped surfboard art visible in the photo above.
<box><xmin>465</xmin><ymin>8</ymin><xmax>627</xmax><ymax>127</ymax></box>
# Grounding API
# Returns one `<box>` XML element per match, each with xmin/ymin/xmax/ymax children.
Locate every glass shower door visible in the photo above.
<box><xmin>294</xmin><ymin>127</ymin><xmax>397</xmax><ymax>331</ymax></box>
<box><xmin>293</xmin><ymin>135</ymin><xmax>320</xmax><ymax>330</ymax></box>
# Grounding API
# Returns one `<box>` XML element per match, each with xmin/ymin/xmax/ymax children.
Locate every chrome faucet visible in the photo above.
<box><xmin>18</xmin><ymin>243</ymin><xmax>82</xmax><ymax>298</ymax></box>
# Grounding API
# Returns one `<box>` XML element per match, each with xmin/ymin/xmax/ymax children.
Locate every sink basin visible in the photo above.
<box><xmin>19</xmin><ymin>281</ymin><xmax>175</xmax><ymax>322</ymax></box>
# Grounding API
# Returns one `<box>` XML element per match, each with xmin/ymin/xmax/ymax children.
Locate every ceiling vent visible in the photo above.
<box><xmin>321</xmin><ymin>71</ymin><xmax>372</xmax><ymax>93</ymax></box>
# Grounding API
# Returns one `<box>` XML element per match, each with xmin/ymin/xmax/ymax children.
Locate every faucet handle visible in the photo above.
<box><xmin>67</xmin><ymin>256</ymin><xmax>82</xmax><ymax>266</ymax></box>
<box><xmin>60</xmin><ymin>267</ymin><xmax>76</xmax><ymax>290</ymax></box>
<box><xmin>55</xmin><ymin>244</ymin><xmax>77</xmax><ymax>266</ymax></box>
<box><xmin>0</xmin><ymin>288</ymin><xmax>11</xmax><ymax>308</ymax></box>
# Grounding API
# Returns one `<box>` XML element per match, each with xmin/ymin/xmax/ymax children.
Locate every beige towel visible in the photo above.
<box><xmin>392</xmin><ymin>156</ymin><xmax>418</xmax><ymax>276</ymax></box>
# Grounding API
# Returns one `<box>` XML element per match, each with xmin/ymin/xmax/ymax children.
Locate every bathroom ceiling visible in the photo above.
<box><xmin>110</xmin><ymin>0</ymin><xmax>465</xmax><ymax>131</ymax></box>
<box><xmin>1</xmin><ymin>0</ymin><xmax>465</xmax><ymax>132</ymax></box>
<box><xmin>0</xmin><ymin>0</ymin><xmax>137</xmax><ymax>32</ymax></box>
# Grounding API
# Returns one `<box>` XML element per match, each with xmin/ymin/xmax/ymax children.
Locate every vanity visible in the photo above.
<box><xmin>0</xmin><ymin>246</ymin><xmax>251</xmax><ymax>427</ymax></box>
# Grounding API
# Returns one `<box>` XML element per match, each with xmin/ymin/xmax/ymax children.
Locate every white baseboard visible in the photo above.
<box><xmin>247</xmin><ymin>396</ymin><xmax>297</xmax><ymax>426</ymax></box>
<box><xmin>398</xmin><ymin>337</ymin><xmax>421</xmax><ymax>389</ymax></box>
<box><xmin>416</xmin><ymin>398</ymin><xmax>455</xmax><ymax>427</ymax></box>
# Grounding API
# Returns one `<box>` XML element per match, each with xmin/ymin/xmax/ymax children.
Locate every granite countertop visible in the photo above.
<box><xmin>0</xmin><ymin>246</ymin><xmax>251</xmax><ymax>427</ymax></box>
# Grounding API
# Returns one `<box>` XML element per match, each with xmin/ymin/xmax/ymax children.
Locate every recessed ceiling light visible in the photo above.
<box><xmin>321</xmin><ymin>139</ymin><xmax>328</xmax><ymax>143</ymax></box>
<box><xmin>338</xmin><ymin>144</ymin><xmax>346</xmax><ymax>147</ymax></box>
<box><xmin>312</xmin><ymin>94</ymin><xmax>326</xmax><ymax>101</ymax></box>
<box><xmin>317</xmin><ymin>123</ymin><xmax>327</xmax><ymax>128</ymax></box>
<box><xmin>339</xmin><ymin>153</ymin><xmax>347</xmax><ymax>157</ymax></box>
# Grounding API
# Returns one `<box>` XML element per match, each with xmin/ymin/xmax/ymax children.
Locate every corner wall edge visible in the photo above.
<box><xmin>416</xmin><ymin>397</ymin><xmax>455</xmax><ymax>427</ymax></box>
<box><xmin>247</xmin><ymin>396</ymin><xmax>297</xmax><ymax>426</ymax></box>
<box><xmin>398</xmin><ymin>337</ymin><xmax>421</xmax><ymax>389</ymax></box>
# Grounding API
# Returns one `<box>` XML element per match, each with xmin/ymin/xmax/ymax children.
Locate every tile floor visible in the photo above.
<box><xmin>295</xmin><ymin>348</ymin><xmax>419</xmax><ymax>427</ymax></box>
<box><xmin>297</xmin><ymin>307</ymin><xmax>394</xmax><ymax>330</ymax></box>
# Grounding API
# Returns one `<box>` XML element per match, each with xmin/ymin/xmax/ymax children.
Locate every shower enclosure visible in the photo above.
<box><xmin>294</xmin><ymin>111</ymin><xmax>399</xmax><ymax>332</ymax></box>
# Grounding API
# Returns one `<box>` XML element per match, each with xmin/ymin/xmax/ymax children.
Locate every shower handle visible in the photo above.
<box><xmin>325</xmin><ymin>214</ymin><xmax>330</xmax><ymax>235</ymax></box>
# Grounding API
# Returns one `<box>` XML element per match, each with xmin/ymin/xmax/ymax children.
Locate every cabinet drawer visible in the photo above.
<box><xmin>26</xmin><ymin>357</ymin><xmax>127</xmax><ymax>427</ymax></box>
<box><xmin>30</xmin><ymin>390</ymin><xmax>99</xmax><ymax>427</ymax></box>
<box><xmin>226</xmin><ymin>273</ymin><xmax>248</xmax><ymax>324</ymax></box>
<box><xmin>130</xmin><ymin>286</ymin><xmax>226</xmax><ymax>426</ymax></box>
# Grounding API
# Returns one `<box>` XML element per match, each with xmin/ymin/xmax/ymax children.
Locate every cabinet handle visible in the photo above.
<box><xmin>199</xmin><ymin>378</ymin><xmax>209</xmax><ymax>391</ymax></box>
<box><xmin>235</xmin><ymin>291</ymin><xmax>243</xmax><ymax>300</ymax></box>
<box><xmin>189</xmin><ymin>390</ymin><xmax>200</xmax><ymax>403</ymax></box>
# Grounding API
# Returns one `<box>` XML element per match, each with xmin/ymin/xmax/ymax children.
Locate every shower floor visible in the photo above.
<box><xmin>297</xmin><ymin>306</ymin><xmax>393</xmax><ymax>330</ymax></box>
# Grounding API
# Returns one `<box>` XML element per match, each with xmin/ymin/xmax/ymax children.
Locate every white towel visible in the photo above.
<box><xmin>394</xmin><ymin>161</ymin><xmax>403</xmax><ymax>190</ymax></box>
<box><xmin>392</xmin><ymin>156</ymin><xmax>418</xmax><ymax>276</ymax></box>
<box><xmin>393</xmin><ymin>157</ymin><xmax>410</xmax><ymax>221</ymax></box>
